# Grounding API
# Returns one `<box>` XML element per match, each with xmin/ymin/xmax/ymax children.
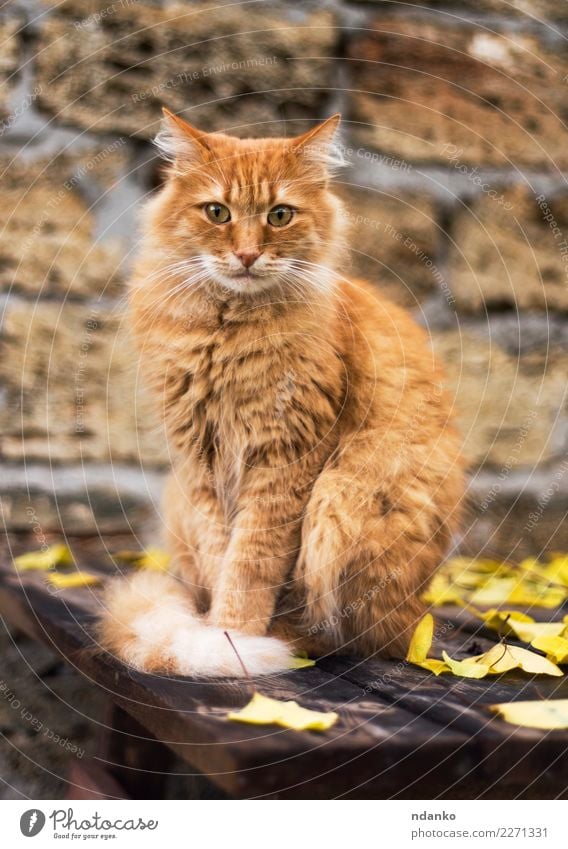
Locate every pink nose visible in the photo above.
<box><xmin>234</xmin><ymin>249</ymin><xmax>261</xmax><ymax>269</ymax></box>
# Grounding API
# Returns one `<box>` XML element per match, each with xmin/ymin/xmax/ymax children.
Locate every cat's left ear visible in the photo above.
<box><xmin>155</xmin><ymin>108</ymin><xmax>211</xmax><ymax>170</ymax></box>
<box><xmin>291</xmin><ymin>114</ymin><xmax>344</xmax><ymax>174</ymax></box>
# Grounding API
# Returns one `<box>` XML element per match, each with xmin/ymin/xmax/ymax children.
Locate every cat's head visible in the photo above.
<box><xmin>144</xmin><ymin>109</ymin><xmax>346</xmax><ymax>297</ymax></box>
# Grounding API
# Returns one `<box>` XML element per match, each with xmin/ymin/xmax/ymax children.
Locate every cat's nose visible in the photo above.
<box><xmin>234</xmin><ymin>249</ymin><xmax>261</xmax><ymax>269</ymax></box>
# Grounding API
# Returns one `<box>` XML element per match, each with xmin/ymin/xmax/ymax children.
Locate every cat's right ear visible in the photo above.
<box><xmin>154</xmin><ymin>108</ymin><xmax>211</xmax><ymax>170</ymax></box>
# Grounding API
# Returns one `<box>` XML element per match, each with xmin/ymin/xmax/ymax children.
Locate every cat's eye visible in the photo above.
<box><xmin>267</xmin><ymin>205</ymin><xmax>294</xmax><ymax>227</ymax></box>
<box><xmin>204</xmin><ymin>202</ymin><xmax>231</xmax><ymax>224</ymax></box>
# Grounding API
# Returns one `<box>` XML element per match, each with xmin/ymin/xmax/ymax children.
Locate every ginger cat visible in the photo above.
<box><xmin>98</xmin><ymin>109</ymin><xmax>464</xmax><ymax>677</ymax></box>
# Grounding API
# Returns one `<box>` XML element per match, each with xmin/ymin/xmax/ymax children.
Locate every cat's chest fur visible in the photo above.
<box><xmin>161</xmin><ymin>305</ymin><xmax>344</xmax><ymax>494</ymax></box>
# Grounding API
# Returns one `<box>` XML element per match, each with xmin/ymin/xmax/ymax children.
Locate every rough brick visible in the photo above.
<box><xmin>1</xmin><ymin>149</ymin><xmax>129</xmax><ymax>297</ymax></box>
<box><xmin>338</xmin><ymin>185</ymin><xmax>444</xmax><ymax>306</ymax></box>
<box><xmin>0</xmin><ymin>19</ymin><xmax>22</xmax><ymax>127</ymax></box>
<box><xmin>433</xmin><ymin>329</ymin><xmax>567</xmax><ymax>469</ymax></box>
<box><xmin>35</xmin><ymin>2</ymin><xmax>339</xmax><ymax>137</ymax></box>
<box><xmin>347</xmin><ymin>18</ymin><xmax>568</xmax><ymax>168</ymax></box>
<box><xmin>348</xmin><ymin>0</ymin><xmax>568</xmax><ymax>22</ymax></box>
<box><xmin>447</xmin><ymin>186</ymin><xmax>568</xmax><ymax>313</ymax></box>
<box><xmin>0</xmin><ymin>300</ymin><xmax>167</xmax><ymax>465</ymax></box>
<box><xmin>464</xmin><ymin>465</ymin><xmax>568</xmax><ymax>561</ymax></box>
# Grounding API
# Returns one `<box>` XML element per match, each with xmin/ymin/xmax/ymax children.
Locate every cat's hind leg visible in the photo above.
<box><xmin>297</xmin><ymin>464</ymin><xmax>458</xmax><ymax>658</ymax></box>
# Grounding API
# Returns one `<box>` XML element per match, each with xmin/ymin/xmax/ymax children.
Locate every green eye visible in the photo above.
<box><xmin>205</xmin><ymin>202</ymin><xmax>231</xmax><ymax>224</ymax></box>
<box><xmin>267</xmin><ymin>205</ymin><xmax>294</xmax><ymax>227</ymax></box>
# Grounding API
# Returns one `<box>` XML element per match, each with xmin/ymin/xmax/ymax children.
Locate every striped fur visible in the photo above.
<box><xmin>98</xmin><ymin>112</ymin><xmax>465</xmax><ymax>677</ymax></box>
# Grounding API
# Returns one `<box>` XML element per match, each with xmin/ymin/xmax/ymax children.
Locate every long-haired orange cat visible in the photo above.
<box><xmin>98</xmin><ymin>109</ymin><xmax>464</xmax><ymax>677</ymax></box>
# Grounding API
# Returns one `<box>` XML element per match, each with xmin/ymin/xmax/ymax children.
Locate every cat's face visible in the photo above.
<box><xmin>146</xmin><ymin>110</ymin><xmax>345</xmax><ymax>297</ymax></box>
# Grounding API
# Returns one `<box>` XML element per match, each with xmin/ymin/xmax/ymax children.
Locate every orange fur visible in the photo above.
<box><xmin>98</xmin><ymin>110</ymin><xmax>464</xmax><ymax>677</ymax></box>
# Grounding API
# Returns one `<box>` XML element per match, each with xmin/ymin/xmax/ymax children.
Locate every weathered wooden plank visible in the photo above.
<box><xmin>320</xmin><ymin>620</ymin><xmax>568</xmax><ymax>793</ymax></box>
<box><xmin>3</xmin><ymin>537</ymin><xmax>567</xmax><ymax>797</ymax></box>
<box><xmin>0</xmin><ymin>541</ymin><xmax>477</xmax><ymax>798</ymax></box>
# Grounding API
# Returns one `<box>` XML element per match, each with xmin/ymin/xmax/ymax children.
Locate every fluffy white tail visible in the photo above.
<box><xmin>97</xmin><ymin>571</ymin><xmax>293</xmax><ymax>678</ymax></box>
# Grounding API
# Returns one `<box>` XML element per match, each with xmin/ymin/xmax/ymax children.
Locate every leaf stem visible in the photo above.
<box><xmin>224</xmin><ymin>630</ymin><xmax>252</xmax><ymax>682</ymax></box>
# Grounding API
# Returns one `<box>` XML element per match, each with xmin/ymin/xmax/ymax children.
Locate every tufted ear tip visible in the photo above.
<box><xmin>294</xmin><ymin>114</ymin><xmax>341</xmax><ymax>149</ymax></box>
<box><xmin>290</xmin><ymin>114</ymin><xmax>345</xmax><ymax>175</ymax></box>
<box><xmin>154</xmin><ymin>108</ymin><xmax>211</xmax><ymax>166</ymax></box>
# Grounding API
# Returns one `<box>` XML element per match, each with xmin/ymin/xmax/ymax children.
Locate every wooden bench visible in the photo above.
<box><xmin>1</xmin><ymin>535</ymin><xmax>567</xmax><ymax>799</ymax></box>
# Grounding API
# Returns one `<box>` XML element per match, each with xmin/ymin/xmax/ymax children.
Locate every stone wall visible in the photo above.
<box><xmin>2</xmin><ymin>0</ymin><xmax>567</xmax><ymax>558</ymax></box>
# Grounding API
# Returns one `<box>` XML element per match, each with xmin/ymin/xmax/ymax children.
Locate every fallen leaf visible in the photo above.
<box><xmin>476</xmin><ymin>608</ymin><xmax>534</xmax><ymax>634</ymax></box>
<box><xmin>416</xmin><ymin>659</ymin><xmax>450</xmax><ymax>676</ymax></box>
<box><xmin>407</xmin><ymin>613</ymin><xmax>563</xmax><ymax>679</ymax></box>
<box><xmin>114</xmin><ymin>547</ymin><xmax>170</xmax><ymax>572</ymax></box>
<box><xmin>113</xmin><ymin>550</ymin><xmax>142</xmax><ymax>562</ymax></box>
<box><xmin>517</xmin><ymin>557</ymin><xmax>542</xmax><ymax>575</ymax></box>
<box><xmin>46</xmin><ymin>571</ymin><xmax>102</xmax><ymax>589</ymax></box>
<box><xmin>422</xmin><ymin>574</ymin><xmax>464</xmax><ymax>606</ymax></box>
<box><xmin>469</xmin><ymin>577</ymin><xmax>566</xmax><ymax>608</ymax></box>
<box><xmin>507</xmin><ymin>584</ymin><xmax>567</xmax><ymax>608</ymax></box>
<box><xmin>531</xmin><ymin>635</ymin><xmax>568</xmax><ymax>665</ymax></box>
<box><xmin>468</xmin><ymin>578</ymin><xmax>517</xmax><ymax>606</ymax></box>
<box><xmin>406</xmin><ymin>614</ymin><xmax>450</xmax><ymax>675</ymax></box>
<box><xmin>228</xmin><ymin>692</ymin><xmax>338</xmax><ymax>731</ymax></box>
<box><xmin>490</xmin><ymin>699</ymin><xmax>568</xmax><ymax>730</ymax></box>
<box><xmin>511</xmin><ymin>620</ymin><xmax>567</xmax><ymax>643</ymax></box>
<box><xmin>288</xmin><ymin>656</ymin><xmax>316</xmax><ymax>670</ymax></box>
<box><xmin>13</xmin><ymin>543</ymin><xmax>74</xmax><ymax>572</ymax></box>
<box><xmin>442</xmin><ymin>651</ymin><xmax>490</xmax><ymax>679</ymax></box>
<box><xmin>544</xmin><ymin>555</ymin><xmax>568</xmax><ymax>585</ymax></box>
<box><xmin>470</xmin><ymin>643</ymin><xmax>562</xmax><ymax>677</ymax></box>
<box><xmin>407</xmin><ymin>613</ymin><xmax>434</xmax><ymax>663</ymax></box>
<box><xmin>138</xmin><ymin>547</ymin><xmax>170</xmax><ymax>571</ymax></box>
<box><xmin>475</xmin><ymin>609</ymin><xmax>566</xmax><ymax>643</ymax></box>
<box><xmin>445</xmin><ymin>556</ymin><xmax>506</xmax><ymax>575</ymax></box>
<box><xmin>425</xmin><ymin>553</ymin><xmax>568</xmax><ymax>608</ymax></box>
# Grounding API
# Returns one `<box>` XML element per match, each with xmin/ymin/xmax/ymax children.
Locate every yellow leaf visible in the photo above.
<box><xmin>406</xmin><ymin>614</ymin><xmax>450</xmax><ymax>674</ymax></box>
<box><xmin>517</xmin><ymin>557</ymin><xmax>542</xmax><ymax>575</ymax></box>
<box><xmin>479</xmin><ymin>558</ymin><xmax>511</xmax><ymax>573</ymax></box>
<box><xmin>445</xmin><ymin>556</ymin><xmax>505</xmax><ymax>575</ymax></box>
<box><xmin>490</xmin><ymin>699</ymin><xmax>568</xmax><ymax>730</ymax></box>
<box><xmin>139</xmin><ymin>547</ymin><xmax>170</xmax><ymax>571</ymax></box>
<box><xmin>469</xmin><ymin>578</ymin><xmax>517</xmax><ymax>606</ymax></box>
<box><xmin>477</xmin><ymin>608</ymin><xmax>534</xmax><ymax>635</ymax></box>
<box><xmin>544</xmin><ymin>555</ymin><xmax>568</xmax><ymax>585</ymax></box>
<box><xmin>442</xmin><ymin>651</ymin><xmax>490</xmax><ymax>679</ymax></box>
<box><xmin>422</xmin><ymin>574</ymin><xmax>464</xmax><ymax>606</ymax></box>
<box><xmin>531</xmin><ymin>635</ymin><xmax>568</xmax><ymax>665</ymax></box>
<box><xmin>288</xmin><ymin>656</ymin><xmax>316</xmax><ymax>670</ymax></box>
<box><xmin>407</xmin><ymin>613</ymin><xmax>435</xmax><ymax>663</ymax></box>
<box><xmin>14</xmin><ymin>543</ymin><xmax>74</xmax><ymax>572</ymax></box>
<box><xmin>454</xmin><ymin>573</ymin><xmax>493</xmax><ymax>590</ymax></box>
<box><xmin>470</xmin><ymin>643</ymin><xmax>563</xmax><ymax>677</ymax></box>
<box><xmin>46</xmin><ymin>571</ymin><xmax>101</xmax><ymax>589</ymax></box>
<box><xmin>114</xmin><ymin>547</ymin><xmax>170</xmax><ymax>572</ymax></box>
<box><xmin>476</xmin><ymin>609</ymin><xmax>566</xmax><ymax>643</ymax></box>
<box><xmin>113</xmin><ymin>549</ymin><xmax>142</xmax><ymax>562</ymax></box>
<box><xmin>427</xmin><ymin>552</ymin><xmax>568</xmax><ymax>613</ymax></box>
<box><xmin>228</xmin><ymin>692</ymin><xmax>338</xmax><ymax>731</ymax></box>
<box><xmin>507</xmin><ymin>584</ymin><xmax>567</xmax><ymax>608</ymax></box>
<box><xmin>511</xmin><ymin>620</ymin><xmax>567</xmax><ymax>643</ymax></box>
<box><xmin>417</xmin><ymin>659</ymin><xmax>450</xmax><ymax>676</ymax></box>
